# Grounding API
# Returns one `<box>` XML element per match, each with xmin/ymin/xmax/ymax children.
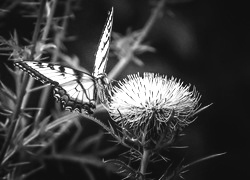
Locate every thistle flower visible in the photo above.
<box><xmin>107</xmin><ymin>73</ymin><xmax>201</xmax><ymax>149</ymax></box>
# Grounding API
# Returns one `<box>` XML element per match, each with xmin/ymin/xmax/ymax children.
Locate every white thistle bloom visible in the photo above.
<box><xmin>107</xmin><ymin>73</ymin><xmax>201</xmax><ymax>145</ymax></box>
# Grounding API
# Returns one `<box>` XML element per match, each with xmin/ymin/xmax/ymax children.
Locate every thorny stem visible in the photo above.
<box><xmin>108</xmin><ymin>0</ymin><xmax>166</xmax><ymax>80</ymax></box>
<box><xmin>0</xmin><ymin>0</ymin><xmax>47</xmax><ymax>166</ymax></box>
<box><xmin>139</xmin><ymin>118</ymin><xmax>153</xmax><ymax>179</ymax></box>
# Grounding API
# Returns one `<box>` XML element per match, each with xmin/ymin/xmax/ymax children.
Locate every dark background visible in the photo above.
<box><xmin>0</xmin><ymin>0</ymin><xmax>249</xmax><ymax>180</ymax></box>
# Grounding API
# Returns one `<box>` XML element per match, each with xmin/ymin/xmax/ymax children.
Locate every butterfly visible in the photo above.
<box><xmin>14</xmin><ymin>8</ymin><xmax>113</xmax><ymax>114</ymax></box>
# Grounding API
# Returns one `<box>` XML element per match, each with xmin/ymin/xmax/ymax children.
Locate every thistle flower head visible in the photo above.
<box><xmin>107</xmin><ymin>73</ymin><xmax>201</xmax><ymax>148</ymax></box>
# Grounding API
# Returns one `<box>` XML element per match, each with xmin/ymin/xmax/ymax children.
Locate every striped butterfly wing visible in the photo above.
<box><xmin>92</xmin><ymin>7</ymin><xmax>113</xmax><ymax>78</ymax></box>
<box><xmin>14</xmin><ymin>61</ymin><xmax>96</xmax><ymax>114</ymax></box>
<box><xmin>93</xmin><ymin>8</ymin><xmax>113</xmax><ymax>104</ymax></box>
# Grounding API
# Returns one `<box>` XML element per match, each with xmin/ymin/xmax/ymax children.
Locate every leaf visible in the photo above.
<box><xmin>182</xmin><ymin>152</ymin><xmax>227</xmax><ymax>169</ymax></box>
<box><xmin>134</xmin><ymin>44</ymin><xmax>155</xmax><ymax>54</ymax></box>
<box><xmin>83</xmin><ymin>114</ymin><xmax>116</xmax><ymax>136</ymax></box>
<box><xmin>104</xmin><ymin>159</ymin><xmax>142</xmax><ymax>180</ymax></box>
<box><xmin>0</xmin><ymin>110</ymin><xmax>12</xmax><ymax>116</ymax></box>
<box><xmin>0</xmin><ymin>81</ymin><xmax>16</xmax><ymax>102</ymax></box>
<box><xmin>75</xmin><ymin>131</ymin><xmax>103</xmax><ymax>151</ymax></box>
<box><xmin>45</xmin><ymin>154</ymin><xmax>104</xmax><ymax>167</ymax></box>
<box><xmin>0</xmin><ymin>81</ymin><xmax>16</xmax><ymax>113</ymax></box>
<box><xmin>0</xmin><ymin>81</ymin><xmax>16</xmax><ymax>112</ymax></box>
<box><xmin>191</xmin><ymin>103</ymin><xmax>213</xmax><ymax>117</ymax></box>
<box><xmin>160</xmin><ymin>152</ymin><xmax>226</xmax><ymax>180</ymax></box>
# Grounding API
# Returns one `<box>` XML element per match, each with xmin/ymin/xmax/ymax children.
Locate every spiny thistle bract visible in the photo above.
<box><xmin>107</xmin><ymin>72</ymin><xmax>201</xmax><ymax>149</ymax></box>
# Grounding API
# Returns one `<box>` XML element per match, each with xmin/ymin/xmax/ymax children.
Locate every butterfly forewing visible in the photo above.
<box><xmin>14</xmin><ymin>61</ymin><xmax>96</xmax><ymax>114</ymax></box>
<box><xmin>93</xmin><ymin>7</ymin><xmax>113</xmax><ymax>78</ymax></box>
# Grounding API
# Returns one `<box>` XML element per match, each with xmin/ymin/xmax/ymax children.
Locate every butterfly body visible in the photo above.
<box><xmin>14</xmin><ymin>8</ymin><xmax>113</xmax><ymax>114</ymax></box>
<box><xmin>95</xmin><ymin>74</ymin><xmax>112</xmax><ymax>104</ymax></box>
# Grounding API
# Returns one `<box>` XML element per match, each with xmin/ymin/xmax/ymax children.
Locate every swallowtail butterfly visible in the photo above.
<box><xmin>14</xmin><ymin>8</ymin><xmax>113</xmax><ymax>114</ymax></box>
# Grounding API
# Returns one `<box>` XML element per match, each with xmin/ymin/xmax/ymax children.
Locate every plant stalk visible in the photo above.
<box><xmin>140</xmin><ymin>148</ymin><xmax>151</xmax><ymax>178</ymax></box>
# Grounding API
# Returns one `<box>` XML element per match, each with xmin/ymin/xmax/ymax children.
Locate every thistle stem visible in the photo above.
<box><xmin>140</xmin><ymin>148</ymin><xmax>151</xmax><ymax>178</ymax></box>
<box><xmin>139</xmin><ymin>114</ymin><xmax>154</xmax><ymax>178</ymax></box>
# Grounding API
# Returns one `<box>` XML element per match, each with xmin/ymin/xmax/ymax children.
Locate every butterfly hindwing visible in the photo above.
<box><xmin>14</xmin><ymin>61</ymin><xmax>96</xmax><ymax>114</ymax></box>
<box><xmin>93</xmin><ymin>7</ymin><xmax>113</xmax><ymax>78</ymax></box>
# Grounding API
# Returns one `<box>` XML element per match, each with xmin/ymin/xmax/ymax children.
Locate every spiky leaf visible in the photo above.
<box><xmin>104</xmin><ymin>159</ymin><xmax>143</xmax><ymax>180</ymax></box>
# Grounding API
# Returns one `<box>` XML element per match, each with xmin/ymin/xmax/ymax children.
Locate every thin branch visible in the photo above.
<box><xmin>41</xmin><ymin>0</ymin><xmax>58</xmax><ymax>41</ymax></box>
<box><xmin>133</xmin><ymin>0</ymin><xmax>166</xmax><ymax>48</ymax></box>
<box><xmin>30</xmin><ymin>0</ymin><xmax>46</xmax><ymax>58</ymax></box>
<box><xmin>0</xmin><ymin>0</ymin><xmax>23</xmax><ymax>18</ymax></box>
<box><xmin>108</xmin><ymin>0</ymin><xmax>166</xmax><ymax>80</ymax></box>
